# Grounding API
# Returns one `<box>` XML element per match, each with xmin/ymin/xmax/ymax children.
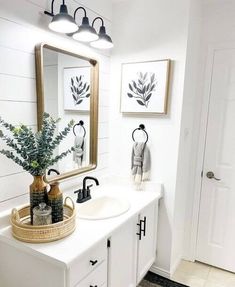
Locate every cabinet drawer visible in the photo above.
<box><xmin>74</xmin><ymin>261</ymin><xmax>107</xmax><ymax>287</ymax></box>
<box><xmin>70</xmin><ymin>240</ymin><xmax>107</xmax><ymax>286</ymax></box>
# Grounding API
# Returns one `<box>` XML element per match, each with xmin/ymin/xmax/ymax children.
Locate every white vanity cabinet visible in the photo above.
<box><xmin>0</xmin><ymin>184</ymin><xmax>162</xmax><ymax>287</ymax></box>
<box><xmin>108</xmin><ymin>200</ymin><xmax>158</xmax><ymax>287</ymax></box>
<box><xmin>136</xmin><ymin>201</ymin><xmax>158</xmax><ymax>283</ymax></box>
<box><xmin>0</xmin><ymin>238</ymin><xmax>108</xmax><ymax>287</ymax></box>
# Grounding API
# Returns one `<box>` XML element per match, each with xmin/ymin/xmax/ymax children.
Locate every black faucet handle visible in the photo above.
<box><xmin>74</xmin><ymin>189</ymin><xmax>84</xmax><ymax>203</ymax></box>
<box><xmin>74</xmin><ymin>189</ymin><xmax>82</xmax><ymax>194</ymax></box>
<box><xmin>86</xmin><ymin>184</ymin><xmax>93</xmax><ymax>198</ymax></box>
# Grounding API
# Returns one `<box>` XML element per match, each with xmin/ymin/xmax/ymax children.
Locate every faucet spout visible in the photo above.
<box><xmin>83</xmin><ymin>176</ymin><xmax>99</xmax><ymax>191</ymax></box>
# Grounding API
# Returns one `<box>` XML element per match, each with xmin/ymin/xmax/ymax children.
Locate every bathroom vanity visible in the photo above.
<box><xmin>0</xmin><ymin>181</ymin><xmax>162</xmax><ymax>287</ymax></box>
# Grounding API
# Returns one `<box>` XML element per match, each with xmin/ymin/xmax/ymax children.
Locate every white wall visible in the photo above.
<box><xmin>110</xmin><ymin>0</ymin><xmax>191</xmax><ymax>276</ymax></box>
<box><xmin>171</xmin><ymin>0</ymin><xmax>202</xmax><ymax>272</ymax></box>
<box><xmin>0</xmin><ymin>0</ymin><xmax>111</xmax><ymax>202</ymax></box>
<box><xmin>183</xmin><ymin>0</ymin><xmax>235</xmax><ymax>260</ymax></box>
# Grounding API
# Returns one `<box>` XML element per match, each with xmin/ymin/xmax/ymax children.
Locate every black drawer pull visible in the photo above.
<box><xmin>90</xmin><ymin>260</ymin><xmax>98</xmax><ymax>266</ymax></box>
<box><xmin>136</xmin><ymin>222</ymin><xmax>142</xmax><ymax>240</ymax></box>
<box><xmin>137</xmin><ymin>216</ymin><xmax>147</xmax><ymax>240</ymax></box>
<box><xmin>90</xmin><ymin>285</ymin><xmax>97</xmax><ymax>287</ymax></box>
<box><xmin>141</xmin><ymin>216</ymin><xmax>147</xmax><ymax>237</ymax></box>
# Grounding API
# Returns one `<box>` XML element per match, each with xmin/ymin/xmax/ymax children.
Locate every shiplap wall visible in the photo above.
<box><xmin>0</xmin><ymin>0</ymin><xmax>111</xmax><ymax>202</ymax></box>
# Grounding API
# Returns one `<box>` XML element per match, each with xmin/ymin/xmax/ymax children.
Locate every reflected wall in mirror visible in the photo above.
<box><xmin>35</xmin><ymin>43</ymin><xmax>99</xmax><ymax>182</ymax></box>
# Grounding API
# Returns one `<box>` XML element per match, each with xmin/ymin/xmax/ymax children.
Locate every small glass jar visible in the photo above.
<box><xmin>33</xmin><ymin>203</ymin><xmax>52</xmax><ymax>226</ymax></box>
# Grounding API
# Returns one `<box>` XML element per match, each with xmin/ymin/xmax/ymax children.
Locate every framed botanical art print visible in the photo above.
<box><xmin>64</xmin><ymin>66</ymin><xmax>91</xmax><ymax>111</ymax></box>
<box><xmin>120</xmin><ymin>59</ymin><xmax>170</xmax><ymax>114</ymax></box>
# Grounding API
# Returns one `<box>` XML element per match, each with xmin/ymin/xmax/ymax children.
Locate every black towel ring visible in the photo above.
<box><xmin>73</xmin><ymin>120</ymin><xmax>86</xmax><ymax>138</ymax></box>
<box><xmin>132</xmin><ymin>124</ymin><xmax>149</xmax><ymax>144</ymax></box>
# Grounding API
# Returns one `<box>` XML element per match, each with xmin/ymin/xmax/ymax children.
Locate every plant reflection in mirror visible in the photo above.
<box><xmin>70</xmin><ymin>75</ymin><xmax>90</xmax><ymax>106</ymax></box>
<box><xmin>127</xmin><ymin>72</ymin><xmax>157</xmax><ymax>108</ymax></box>
<box><xmin>0</xmin><ymin>113</ymin><xmax>75</xmax><ymax>176</ymax></box>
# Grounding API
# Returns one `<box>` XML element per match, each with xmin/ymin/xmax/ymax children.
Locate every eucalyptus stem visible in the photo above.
<box><xmin>0</xmin><ymin>113</ymin><xmax>74</xmax><ymax>176</ymax></box>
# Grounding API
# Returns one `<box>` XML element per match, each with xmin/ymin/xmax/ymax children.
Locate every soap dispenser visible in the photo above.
<box><xmin>47</xmin><ymin>181</ymin><xmax>63</xmax><ymax>223</ymax></box>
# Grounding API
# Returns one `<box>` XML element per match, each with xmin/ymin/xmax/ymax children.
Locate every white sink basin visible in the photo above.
<box><xmin>77</xmin><ymin>196</ymin><xmax>130</xmax><ymax>220</ymax></box>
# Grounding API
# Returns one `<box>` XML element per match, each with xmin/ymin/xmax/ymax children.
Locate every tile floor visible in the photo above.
<box><xmin>172</xmin><ymin>260</ymin><xmax>235</xmax><ymax>287</ymax></box>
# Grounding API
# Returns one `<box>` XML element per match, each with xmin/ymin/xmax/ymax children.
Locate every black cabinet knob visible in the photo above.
<box><xmin>90</xmin><ymin>259</ymin><xmax>98</xmax><ymax>266</ymax></box>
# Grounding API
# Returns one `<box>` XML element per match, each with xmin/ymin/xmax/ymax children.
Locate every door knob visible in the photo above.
<box><xmin>206</xmin><ymin>171</ymin><xmax>221</xmax><ymax>181</ymax></box>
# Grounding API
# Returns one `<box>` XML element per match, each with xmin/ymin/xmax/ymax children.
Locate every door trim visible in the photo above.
<box><xmin>188</xmin><ymin>42</ymin><xmax>235</xmax><ymax>262</ymax></box>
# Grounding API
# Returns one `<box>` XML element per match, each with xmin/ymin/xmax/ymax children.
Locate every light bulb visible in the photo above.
<box><xmin>90</xmin><ymin>39</ymin><xmax>114</xmax><ymax>49</ymax></box>
<box><xmin>73</xmin><ymin>31</ymin><xmax>98</xmax><ymax>42</ymax></box>
<box><xmin>49</xmin><ymin>19</ymin><xmax>78</xmax><ymax>33</ymax></box>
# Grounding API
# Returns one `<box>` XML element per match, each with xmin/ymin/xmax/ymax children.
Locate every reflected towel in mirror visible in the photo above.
<box><xmin>73</xmin><ymin>135</ymin><xmax>86</xmax><ymax>167</ymax></box>
<box><xmin>131</xmin><ymin>142</ymin><xmax>151</xmax><ymax>184</ymax></box>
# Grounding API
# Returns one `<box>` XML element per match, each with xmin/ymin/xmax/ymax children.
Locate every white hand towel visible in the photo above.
<box><xmin>131</xmin><ymin>142</ymin><xmax>151</xmax><ymax>184</ymax></box>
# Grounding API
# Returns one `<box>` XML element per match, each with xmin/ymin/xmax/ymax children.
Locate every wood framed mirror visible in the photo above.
<box><xmin>35</xmin><ymin>43</ymin><xmax>99</xmax><ymax>182</ymax></box>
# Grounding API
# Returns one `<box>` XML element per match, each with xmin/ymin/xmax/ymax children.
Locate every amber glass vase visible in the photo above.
<box><xmin>30</xmin><ymin>175</ymin><xmax>48</xmax><ymax>225</ymax></box>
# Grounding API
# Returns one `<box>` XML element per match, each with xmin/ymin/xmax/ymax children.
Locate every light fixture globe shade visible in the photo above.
<box><xmin>49</xmin><ymin>4</ymin><xmax>78</xmax><ymax>34</ymax></box>
<box><xmin>73</xmin><ymin>17</ymin><xmax>98</xmax><ymax>42</ymax></box>
<box><xmin>90</xmin><ymin>26</ymin><xmax>114</xmax><ymax>49</ymax></box>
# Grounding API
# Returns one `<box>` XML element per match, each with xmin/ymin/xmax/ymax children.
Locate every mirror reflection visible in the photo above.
<box><xmin>36</xmin><ymin>44</ymin><xmax>98</xmax><ymax>182</ymax></box>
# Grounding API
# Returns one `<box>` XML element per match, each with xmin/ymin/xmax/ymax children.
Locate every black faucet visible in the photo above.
<box><xmin>74</xmin><ymin>176</ymin><xmax>99</xmax><ymax>203</ymax></box>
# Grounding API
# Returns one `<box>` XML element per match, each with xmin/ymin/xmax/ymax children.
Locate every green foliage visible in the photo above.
<box><xmin>0</xmin><ymin>113</ymin><xmax>75</xmax><ymax>176</ymax></box>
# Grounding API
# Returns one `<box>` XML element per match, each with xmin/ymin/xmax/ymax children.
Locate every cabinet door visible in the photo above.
<box><xmin>108</xmin><ymin>217</ymin><xmax>138</xmax><ymax>287</ymax></box>
<box><xmin>136</xmin><ymin>201</ymin><xmax>158</xmax><ymax>283</ymax></box>
<box><xmin>74</xmin><ymin>261</ymin><xmax>107</xmax><ymax>287</ymax></box>
<box><xmin>69</xmin><ymin>240</ymin><xmax>107</xmax><ymax>286</ymax></box>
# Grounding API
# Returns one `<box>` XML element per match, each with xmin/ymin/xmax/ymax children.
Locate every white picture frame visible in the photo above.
<box><xmin>64</xmin><ymin>66</ymin><xmax>91</xmax><ymax>111</ymax></box>
<box><xmin>121</xmin><ymin>59</ymin><xmax>170</xmax><ymax>114</ymax></box>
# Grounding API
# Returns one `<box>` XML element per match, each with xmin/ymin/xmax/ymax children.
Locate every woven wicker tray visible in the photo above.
<box><xmin>10</xmin><ymin>197</ymin><xmax>76</xmax><ymax>243</ymax></box>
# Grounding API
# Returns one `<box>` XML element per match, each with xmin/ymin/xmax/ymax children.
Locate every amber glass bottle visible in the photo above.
<box><xmin>30</xmin><ymin>175</ymin><xmax>48</xmax><ymax>225</ymax></box>
<box><xmin>47</xmin><ymin>182</ymin><xmax>63</xmax><ymax>223</ymax></box>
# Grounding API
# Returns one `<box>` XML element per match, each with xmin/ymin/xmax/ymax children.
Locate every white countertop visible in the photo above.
<box><xmin>0</xmin><ymin>178</ymin><xmax>162</xmax><ymax>268</ymax></box>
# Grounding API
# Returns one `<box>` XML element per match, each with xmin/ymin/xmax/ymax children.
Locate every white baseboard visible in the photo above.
<box><xmin>150</xmin><ymin>264</ymin><xmax>171</xmax><ymax>279</ymax></box>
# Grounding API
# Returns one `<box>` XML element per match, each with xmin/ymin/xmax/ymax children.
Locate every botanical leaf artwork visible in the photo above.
<box><xmin>70</xmin><ymin>75</ymin><xmax>90</xmax><ymax>106</ymax></box>
<box><xmin>127</xmin><ymin>72</ymin><xmax>157</xmax><ymax>108</ymax></box>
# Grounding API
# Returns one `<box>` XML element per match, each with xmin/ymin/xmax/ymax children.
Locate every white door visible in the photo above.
<box><xmin>137</xmin><ymin>202</ymin><xmax>158</xmax><ymax>283</ymax></box>
<box><xmin>196</xmin><ymin>49</ymin><xmax>235</xmax><ymax>272</ymax></box>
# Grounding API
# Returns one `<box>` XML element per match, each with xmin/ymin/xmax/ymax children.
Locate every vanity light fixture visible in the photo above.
<box><xmin>44</xmin><ymin>0</ymin><xmax>78</xmax><ymax>34</ymax></box>
<box><xmin>72</xmin><ymin>7</ymin><xmax>99</xmax><ymax>42</ymax></box>
<box><xmin>44</xmin><ymin>2</ymin><xmax>113</xmax><ymax>49</ymax></box>
<box><xmin>90</xmin><ymin>17</ymin><xmax>114</xmax><ymax>49</ymax></box>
